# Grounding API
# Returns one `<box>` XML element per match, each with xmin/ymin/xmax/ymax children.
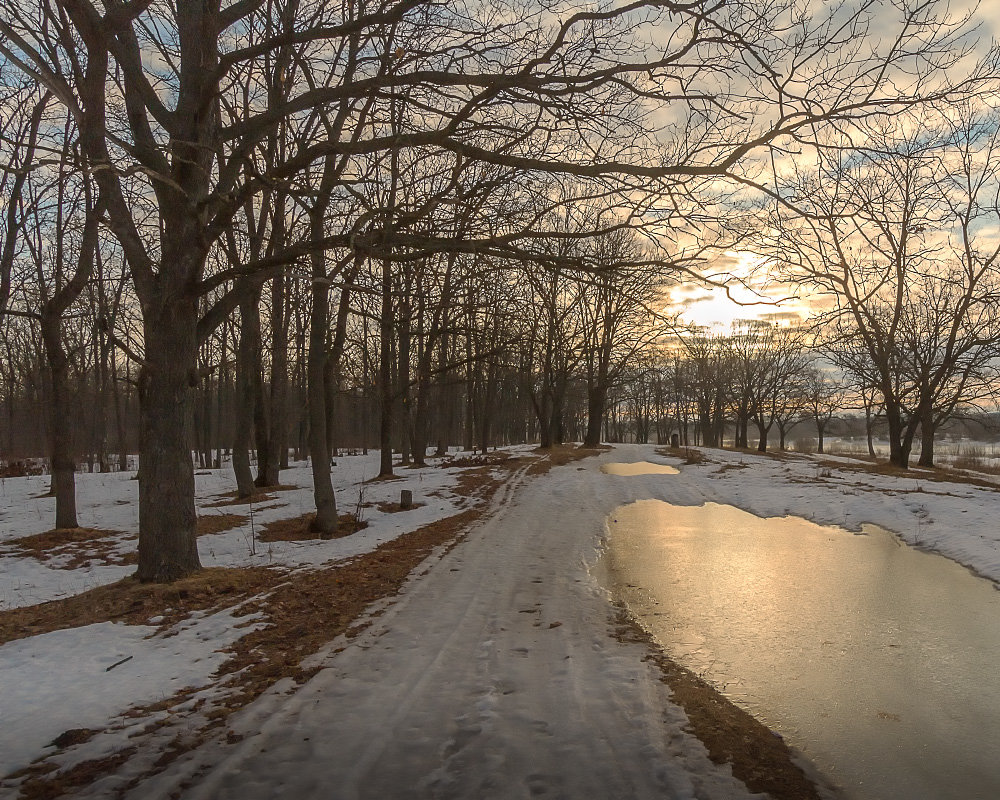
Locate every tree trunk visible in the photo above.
<box><xmin>917</xmin><ymin>406</ymin><xmax>935</xmax><ymax>468</ymax></box>
<box><xmin>135</xmin><ymin>301</ymin><xmax>201</xmax><ymax>582</ymax></box>
<box><xmin>41</xmin><ymin>312</ymin><xmax>78</xmax><ymax>529</ymax></box>
<box><xmin>307</xmin><ymin>274</ymin><xmax>338</xmax><ymax>537</ymax></box>
<box><xmin>259</xmin><ymin>272</ymin><xmax>287</xmax><ymax>484</ymax></box>
<box><xmin>232</xmin><ymin>297</ymin><xmax>256</xmax><ymax>498</ymax></box>
<box><xmin>379</xmin><ymin>256</ymin><xmax>395</xmax><ymax>476</ymax></box>
<box><xmin>584</xmin><ymin>382</ymin><xmax>607</xmax><ymax>447</ymax></box>
<box><xmin>111</xmin><ymin>357</ymin><xmax>129</xmax><ymax>471</ymax></box>
<box><xmin>324</xmin><ymin>355</ymin><xmax>338</xmax><ymax>457</ymax></box>
<box><xmin>816</xmin><ymin>420</ymin><xmax>826</xmax><ymax>454</ymax></box>
<box><xmin>397</xmin><ymin>302</ymin><xmax>412</xmax><ymax>465</ymax></box>
<box><xmin>886</xmin><ymin>408</ymin><xmax>910</xmax><ymax>469</ymax></box>
<box><xmin>755</xmin><ymin>419</ymin><xmax>769</xmax><ymax>452</ymax></box>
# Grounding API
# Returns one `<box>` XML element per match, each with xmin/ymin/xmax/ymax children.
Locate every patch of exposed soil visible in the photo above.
<box><xmin>11</xmin><ymin>747</ymin><xmax>138</xmax><ymax>800</ymax></box>
<box><xmin>257</xmin><ymin>512</ymin><xmax>368</xmax><ymax>542</ymax></box>
<box><xmin>0</xmin><ymin>567</ymin><xmax>283</xmax><ymax>647</ymax></box>
<box><xmin>196</xmin><ymin>513</ymin><xmax>248</xmax><ymax>537</ymax></box>
<box><xmin>376</xmin><ymin>500</ymin><xmax>425</xmax><ymax>513</ymax></box>
<box><xmin>204</xmin><ymin>485</ymin><xmax>299</xmax><ymax>508</ymax></box>
<box><xmin>611</xmin><ymin>608</ymin><xmax>823</xmax><ymax>800</ymax></box>
<box><xmin>444</xmin><ymin>453</ymin><xmax>512</xmax><ymax>467</ymax></box>
<box><xmin>526</xmin><ymin>444</ymin><xmax>602</xmax><ymax>475</ymax></box>
<box><xmin>654</xmin><ymin>446</ymin><xmax>704</xmax><ymax>465</ymax></box>
<box><xmin>3</xmin><ymin>528</ymin><xmax>135</xmax><ymax>570</ymax></box>
<box><xmin>713</xmin><ymin>463</ymin><xmax>750</xmax><ymax>475</ymax></box>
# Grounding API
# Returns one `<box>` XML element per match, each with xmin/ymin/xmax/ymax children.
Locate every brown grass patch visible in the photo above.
<box><xmin>713</xmin><ymin>463</ymin><xmax>749</xmax><ymax>475</ymax></box>
<box><xmin>612</xmin><ymin>609</ymin><xmax>822</xmax><ymax>800</ymax></box>
<box><xmin>203</xmin><ymin>485</ymin><xmax>299</xmax><ymax>508</ymax></box>
<box><xmin>376</xmin><ymin>500</ymin><xmax>425</xmax><ymax>513</ymax></box>
<box><xmin>196</xmin><ymin>513</ymin><xmax>248</xmax><ymax>537</ymax></box>
<box><xmin>0</xmin><ymin>567</ymin><xmax>283</xmax><ymax>647</ymax></box>
<box><xmin>445</xmin><ymin>452</ymin><xmax>513</xmax><ymax>468</ymax></box>
<box><xmin>257</xmin><ymin>512</ymin><xmax>368</xmax><ymax>542</ymax></box>
<box><xmin>12</xmin><ymin>747</ymin><xmax>138</xmax><ymax>800</ymax></box>
<box><xmin>816</xmin><ymin>457</ymin><xmax>1000</xmax><ymax>492</ymax></box>
<box><xmin>4</xmin><ymin>528</ymin><xmax>135</xmax><ymax>570</ymax></box>
<box><xmin>526</xmin><ymin>444</ymin><xmax>600</xmax><ymax>475</ymax></box>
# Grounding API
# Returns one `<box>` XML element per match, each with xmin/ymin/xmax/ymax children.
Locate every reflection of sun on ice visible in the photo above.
<box><xmin>668</xmin><ymin>251</ymin><xmax>808</xmax><ymax>331</ymax></box>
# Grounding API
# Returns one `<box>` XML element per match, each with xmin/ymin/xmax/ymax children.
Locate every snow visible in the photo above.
<box><xmin>118</xmin><ymin>452</ymin><xmax>758</xmax><ymax>800</ymax></box>
<box><xmin>0</xmin><ymin>453</ymin><xmax>487</xmax><ymax>610</ymax></box>
<box><xmin>2</xmin><ymin>443</ymin><xmax>999</xmax><ymax>796</ymax></box>
<box><xmin>0</xmin><ymin>609</ymin><xmax>265</xmax><ymax>777</ymax></box>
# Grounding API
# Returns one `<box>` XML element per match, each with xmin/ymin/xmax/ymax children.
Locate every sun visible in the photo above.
<box><xmin>667</xmin><ymin>252</ymin><xmax>808</xmax><ymax>331</ymax></box>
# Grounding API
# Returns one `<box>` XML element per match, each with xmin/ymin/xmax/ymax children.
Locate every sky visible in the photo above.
<box><xmin>666</xmin><ymin>252</ymin><xmax>813</xmax><ymax>331</ymax></box>
<box><xmin>666</xmin><ymin>0</ymin><xmax>1000</xmax><ymax>332</ymax></box>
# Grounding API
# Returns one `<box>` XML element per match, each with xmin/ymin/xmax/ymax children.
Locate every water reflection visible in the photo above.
<box><xmin>601</xmin><ymin>462</ymin><xmax>679</xmax><ymax>476</ymax></box>
<box><xmin>603</xmin><ymin>500</ymin><xmax>1000</xmax><ymax>800</ymax></box>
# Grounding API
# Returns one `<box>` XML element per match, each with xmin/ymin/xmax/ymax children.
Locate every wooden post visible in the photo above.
<box><xmin>400</xmin><ymin>489</ymin><xmax>413</xmax><ymax>510</ymax></box>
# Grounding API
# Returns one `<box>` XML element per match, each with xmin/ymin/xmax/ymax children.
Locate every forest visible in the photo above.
<box><xmin>2</xmin><ymin>0</ymin><xmax>999</xmax><ymax>581</ymax></box>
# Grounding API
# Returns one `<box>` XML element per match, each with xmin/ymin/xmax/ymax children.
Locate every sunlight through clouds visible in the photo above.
<box><xmin>666</xmin><ymin>251</ymin><xmax>810</xmax><ymax>331</ymax></box>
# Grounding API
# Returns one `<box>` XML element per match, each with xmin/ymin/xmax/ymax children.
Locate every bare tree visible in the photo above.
<box><xmin>2</xmin><ymin>0</ymin><xmax>991</xmax><ymax>578</ymax></box>
<box><xmin>800</xmin><ymin>365</ymin><xmax>849</xmax><ymax>454</ymax></box>
<box><xmin>764</xmin><ymin>107</ymin><xmax>1000</xmax><ymax>467</ymax></box>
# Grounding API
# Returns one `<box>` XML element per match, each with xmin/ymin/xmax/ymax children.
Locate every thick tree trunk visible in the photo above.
<box><xmin>816</xmin><ymin>421</ymin><xmax>826</xmax><ymax>454</ymax></box>
<box><xmin>232</xmin><ymin>297</ymin><xmax>256</xmax><ymax>498</ymax></box>
<box><xmin>584</xmin><ymin>383</ymin><xmax>607</xmax><ymax>447</ymax></box>
<box><xmin>379</xmin><ymin>257</ymin><xmax>395</xmax><ymax>476</ymax></box>
<box><xmin>397</xmin><ymin>306</ymin><xmax>411</xmax><ymax>465</ymax></box>
<box><xmin>480</xmin><ymin>366</ymin><xmax>496</xmax><ymax>454</ymax></box>
<box><xmin>324</xmin><ymin>355</ymin><xmax>338</xmax><ymax>457</ymax></box>
<box><xmin>755</xmin><ymin>419</ymin><xmax>769</xmax><ymax>452</ymax></box>
<box><xmin>135</xmin><ymin>301</ymin><xmax>201</xmax><ymax>582</ymax></box>
<box><xmin>918</xmin><ymin>406</ymin><xmax>935</xmax><ymax>468</ymax></box>
<box><xmin>111</xmin><ymin>358</ymin><xmax>129</xmax><ymax>471</ymax></box>
<box><xmin>886</xmin><ymin>408</ymin><xmax>910</xmax><ymax>469</ymax></box>
<box><xmin>411</xmin><ymin>375</ymin><xmax>430</xmax><ymax>466</ymax></box>
<box><xmin>41</xmin><ymin>313</ymin><xmax>78</xmax><ymax>529</ymax></box>
<box><xmin>537</xmin><ymin>401</ymin><xmax>553</xmax><ymax>448</ymax></box>
<box><xmin>307</xmin><ymin>279</ymin><xmax>338</xmax><ymax>537</ymax></box>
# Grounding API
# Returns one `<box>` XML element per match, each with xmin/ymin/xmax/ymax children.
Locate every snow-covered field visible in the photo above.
<box><xmin>0</xmin><ymin>451</ymin><xmax>495</xmax><ymax>781</ymax></box>
<box><xmin>0</xmin><ymin>453</ymin><xmax>477</xmax><ymax>610</ymax></box>
<box><xmin>1</xmin><ymin>444</ymin><xmax>998</xmax><ymax>798</ymax></box>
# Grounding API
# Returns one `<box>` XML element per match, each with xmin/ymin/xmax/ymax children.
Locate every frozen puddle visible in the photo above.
<box><xmin>602</xmin><ymin>500</ymin><xmax>1000</xmax><ymax>800</ymax></box>
<box><xmin>601</xmin><ymin>462</ymin><xmax>679</xmax><ymax>476</ymax></box>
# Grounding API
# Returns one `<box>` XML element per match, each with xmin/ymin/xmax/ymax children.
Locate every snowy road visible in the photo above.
<box><xmin>133</xmin><ymin>447</ymin><xmax>756</xmax><ymax>800</ymax></box>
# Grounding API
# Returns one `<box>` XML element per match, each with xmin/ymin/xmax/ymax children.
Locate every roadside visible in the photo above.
<box><xmin>0</xmin><ymin>448</ymin><xmax>556</xmax><ymax>798</ymax></box>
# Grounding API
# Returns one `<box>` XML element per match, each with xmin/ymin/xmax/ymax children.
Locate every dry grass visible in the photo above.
<box><xmin>195</xmin><ymin>513</ymin><xmax>248</xmax><ymax>537</ymax></box>
<box><xmin>11</xmin><ymin>748</ymin><xmax>138</xmax><ymax>800</ymax></box>
<box><xmin>257</xmin><ymin>512</ymin><xmax>368</xmax><ymax>542</ymax></box>
<box><xmin>525</xmin><ymin>444</ymin><xmax>602</xmax><ymax>475</ymax></box>
<box><xmin>203</xmin><ymin>485</ymin><xmax>299</xmax><ymax>508</ymax></box>
<box><xmin>0</xmin><ymin>567</ymin><xmax>283</xmax><ymax>647</ymax></box>
<box><xmin>214</xmin><ymin>506</ymin><xmax>486</xmax><ymax>714</ymax></box>
<box><xmin>3</xmin><ymin>514</ymin><xmax>248</xmax><ymax>573</ymax></box>
<box><xmin>376</xmin><ymin>500</ymin><xmax>425</xmax><ymax>513</ymax></box>
<box><xmin>3</xmin><ymin>528</ymin><xmax>134</xmax><ymax>570</ymax></box>
<box><xmin>815</xmin><ymin>456</ymin><xmax>1000</xmax><ymax>491</ymax></box>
